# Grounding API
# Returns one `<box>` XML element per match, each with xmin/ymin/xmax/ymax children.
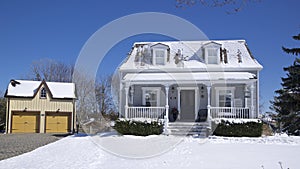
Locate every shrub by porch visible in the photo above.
<box><xmin>212</xmin><ymin>119</ymin><xmax>263</xmax><ymax>137</ymax></box>
<box><xmin>114</xmin><ymin>119</ymin><xmax>164</xmax><ymax>136</ymax></box>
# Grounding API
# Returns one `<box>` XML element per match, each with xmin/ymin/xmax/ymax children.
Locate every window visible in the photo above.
<box><xmin>40</xmin><ymin>87</ymin><xmax>47</xmax><ymax>99</ymax></box>
<box><xmin>216</xmin><ymin>87</ymin><xmax>235</xmax><ymax>107</ymax></box>
<box><xmin>206</xmin><ymin>48</ymin><xmax>218</xmax><ymax>64</ymax></box>
<box><xmin>153</xmin><ymin>49</ymin><xmax>166</xmax><ymax>65</ymax></box>
<box><xmin>142</xmin><ymin>87</ymin><xmax>160</xmax><ymax>107</ymax></box>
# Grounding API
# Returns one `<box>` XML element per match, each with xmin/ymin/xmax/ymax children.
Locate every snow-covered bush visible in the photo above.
<box><xmin>113</xmin><ymin>119</ymin><xmax>164</xmax><ymax>136</ymax></box>
<box><xmin>213</xmin><ymin>120</ymin><xmax>263</xmax><ymax>137</ymax></box>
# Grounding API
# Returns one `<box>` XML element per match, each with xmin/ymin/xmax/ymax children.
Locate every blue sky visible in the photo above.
<box><xmin>0</xmin><ymin>0</ymin><xmax>299</xmax><ymax>112</ymax></box>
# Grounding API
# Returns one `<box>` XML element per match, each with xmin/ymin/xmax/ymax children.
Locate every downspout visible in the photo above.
<box><xmin>72</xmin><ymin>99</ymin><xmax>76</xmax><ymax>134</ymax></box>
<box><xmin>5</xmin><ymin>98</ymin><xmax>9</xmax><ymax>134</ymax></box>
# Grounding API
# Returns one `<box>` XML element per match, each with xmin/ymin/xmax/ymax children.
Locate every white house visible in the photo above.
<box><xmin>117</xmin><ymin>40</ymin><xmax>262</xmax><ymax>129</ymax></box>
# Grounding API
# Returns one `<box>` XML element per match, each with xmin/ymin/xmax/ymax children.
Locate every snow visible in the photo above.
<box><xmin>123</xmin><ymin>72</ymin><xmax>256</xmax><ymax>83</ymax></box>
<box><xmin>1</xmin><ymin>134</ymin><xmax>300</xmax><ymax>169</ymax></box>
<box><xmin>213</xmin><ymin>118</ymin><xmax>261</xmax><ymax>124</ymax></box>
<box><xmin>6</xmin><ymin>80</ymin><xmax>40</xmax><ymax>97</ymax></box>
<box><xmin>47</xmin><ymin>81</ymin><xmax>76</xmax><ymax>99</ymax></box>
<box><xmin>6</xmin><ymin>80</ymin><xmax>76</xmax><ymax>99</ymax></box>
<box><xmin>120</xmin><ymin>40</ymin><xmax>263</xmax><ymax>70</ymax></box>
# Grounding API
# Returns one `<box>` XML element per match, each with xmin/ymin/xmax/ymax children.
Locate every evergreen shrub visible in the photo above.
<box><xmin>114</xmin><ymin>119</ymin><xmax>164</xmax><ymax>136</ymax></box>
<box><xmin>213</xmin><ymin>120</ymin><xmax>263</xmax><ymax>137</ymax></box>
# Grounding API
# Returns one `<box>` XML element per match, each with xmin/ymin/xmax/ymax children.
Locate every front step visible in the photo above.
<box><xmin>167</xmin><ymin>122</ymin><xmax>210</xmax><ymax>137</ymax></box>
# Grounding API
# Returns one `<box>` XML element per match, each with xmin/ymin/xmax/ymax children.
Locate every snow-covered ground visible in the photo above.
<box><xmin>1</xmin><ymin>133</ymin><xmax>300</xmax><ymax>169</ymax></box>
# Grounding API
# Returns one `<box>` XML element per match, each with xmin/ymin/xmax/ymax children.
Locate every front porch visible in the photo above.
<box><xmin>119</xmin><ymin>72</ymin><xmax>259</xmax><ymax>134</ymax></box>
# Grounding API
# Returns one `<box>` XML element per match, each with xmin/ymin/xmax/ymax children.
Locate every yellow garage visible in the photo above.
<box><xmin>11</xmin><ymin>112</ymin><xmax>40</xmax><ymax>133</ymax></box>
<box><xmin>45</xmin><ymin>112</ymin><xmax>71</xmax><ymax>133</ymax></box>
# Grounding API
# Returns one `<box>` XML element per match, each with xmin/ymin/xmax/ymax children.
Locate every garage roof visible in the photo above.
<box><xmin>5</xmin><ymin>80</ymin><xmax>76</xmax><ymax>99</ymax></box>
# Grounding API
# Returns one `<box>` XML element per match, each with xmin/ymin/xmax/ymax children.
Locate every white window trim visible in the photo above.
<box><xmin>215</xmin><ymin>87</ymin><xmax>235</xmax><ymax>107</ymax></box>
<box><xmin>152</xmin><ymin>48</ymin><xmax>167</xmax><ymax>65</ymax></box>
<box><xmin>142</xmin><ymin>87</ymin><xmax>161</xmax><ymax>106</ymax></box>
<box><xmin>205</xmin><ymin>47</ymin><xmax>220</xmax><ymax>65</ymax></box>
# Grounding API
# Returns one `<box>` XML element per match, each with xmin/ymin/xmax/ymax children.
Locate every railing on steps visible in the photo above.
<box><xmin>210</xmin><ymin>107</ymin><xmax>251</xmax><ymax>119</ymax></box>
<box><xmin>127</xmin><ymin>106</ymin><xmax>166</xmax><ymax>119</ymax></box>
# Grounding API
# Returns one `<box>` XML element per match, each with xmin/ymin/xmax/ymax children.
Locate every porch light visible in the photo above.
<box><xmin>171</xmin><ymin>86</ymin><xmax>175</xmax><ymax>93</ymax></box>
<box><xmin>244</xmin><ymin>91</ymin><xmax>250</xmax><ymax>98</ymax></box>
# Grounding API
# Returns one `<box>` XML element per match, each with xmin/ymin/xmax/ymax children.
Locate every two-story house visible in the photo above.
<box><xmin>117</xmin><ymin>40</ymin><xmax>262</xmax><ymax>128</ymax></box>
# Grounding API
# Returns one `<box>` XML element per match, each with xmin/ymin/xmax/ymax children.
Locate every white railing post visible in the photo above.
<box><xmin>210</xmin><ymin>107</ymin><xmax>251</xmax><ymax>119</ymax></box>
<box><xmin>127</xmin><ymin>107</ymin><xmax>166</xmax><ymax>120</ymax></box>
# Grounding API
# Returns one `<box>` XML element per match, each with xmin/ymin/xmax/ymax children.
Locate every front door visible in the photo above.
<box><xmin>180</xmin><ymin>90</ymin><xmax>195</xmax><ymax>121</ymax></box>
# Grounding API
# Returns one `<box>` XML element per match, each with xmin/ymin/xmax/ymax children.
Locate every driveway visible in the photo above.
<box><xmin>0</xmin><ymin>133</ymin><xmax>67</xmax><ymax>161</ymax></box>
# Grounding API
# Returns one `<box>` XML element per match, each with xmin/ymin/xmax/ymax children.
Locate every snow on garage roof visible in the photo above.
<box><xmin>5</xmin><ymin>80</ymin><xmax>76</xmax><ymax>99</ymax></box>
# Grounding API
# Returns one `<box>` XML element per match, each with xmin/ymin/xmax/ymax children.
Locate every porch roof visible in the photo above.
<box><xmin>123</xmin><ymin>72</ymin><xmax>256</xmax><ymax>83</ymax></box>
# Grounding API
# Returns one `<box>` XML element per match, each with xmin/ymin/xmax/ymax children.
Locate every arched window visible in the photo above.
<box><xmin>40</xmin><ymin>87</ymin><xmax>47</xmax><ymax>98</ymax></box>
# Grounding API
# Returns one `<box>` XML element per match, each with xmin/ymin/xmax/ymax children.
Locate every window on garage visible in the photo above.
<box><xmin>40</xmin><ymin>87</ymin><xmax>47</xmax><ymax>98</ymax></box>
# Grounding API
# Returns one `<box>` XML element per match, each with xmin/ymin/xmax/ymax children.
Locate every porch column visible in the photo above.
<box><xmin>250</xmin><ymin>83</ymin><xmax>255</xmax><ymax>118</ymax></box>
<box><xmin>130</xmin><ymin>86</ymin><xmax>134</xmax><ymax>105</ymax></box>
<box><xmin>164</xmin><ymin>85</ymin><xmax>170</xmax><ymax>135</ymax></box>
<box><xmin>244</xmin><ymin>85</ymin><xmax>249</xmax><ymax>108</ymax></box>
<box><xmin>124</xmin><ymin>86</ymin><xmax>129</xmax><ymax>119</ymax></box>
<box><xmin>119</xmin><ymin>83</ymin><xmax>123</xmax><ymax>118</ymax></box>
<box><xmin>206</xmin><ymin>85</ymin><xmax>212</xmax><ymax>123</ymax></box>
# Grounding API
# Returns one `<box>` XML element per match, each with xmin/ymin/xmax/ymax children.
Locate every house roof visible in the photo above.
<box><xmin>5</xmin><ymin>80</ymin><xmax>76</xmax><ymax>99</ymax></box>
<box><xmin>123</xmin><ymin>72</ymin><xmax>256</xmax><ymax>83</ymax></box>
<box><xmin>119</xmin><ymin>40</ymin><xmax>263</xmax><ymax>70</ymax></box>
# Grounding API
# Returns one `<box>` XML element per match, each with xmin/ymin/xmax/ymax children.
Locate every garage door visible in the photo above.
<box><xmin>12</xmin><ymin>112</ymin><xmax>40</xmax><ymax>133</ymax></box>
<box><xmin>46</xmin><ymin>112</ymin><xmax>71</xmax><ymax>133</ymax></box>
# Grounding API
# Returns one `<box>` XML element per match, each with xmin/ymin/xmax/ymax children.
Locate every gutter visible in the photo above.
<box><xmin>5</xmin><ymin>98</ymin><xmax>9</xmax><ymax>133</ymax></box>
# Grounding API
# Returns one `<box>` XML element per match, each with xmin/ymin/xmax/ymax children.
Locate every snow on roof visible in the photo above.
<box><xmin>120</xmin><ymin>40</ymin><xmax>263</xmax><ymax>70</ymax></box>
<box><xmin>6</xmin><ymin>80</ymin><xmax>76</xmax><ymax>99</ymax></box>
<box><xmin>123</xmin><ymin>72</ymin><xmax>256</xmax><ymax>82</ymax></box>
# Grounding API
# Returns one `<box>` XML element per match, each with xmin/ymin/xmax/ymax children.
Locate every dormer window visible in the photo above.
<box><xmin>151</xmin><ymin>43</ymin><xmax>169</xmax><ymax>66</ymax></box>
<box><xmin>202</xmin><ymin>42</ymin><xmax>221</xmax><ymax>65</ymax></box>
<box><xmin>153</xmin><ymin>48</ymin><xmax>167</xmax><ymax>65</ymax></box>
<box><xmin>206</xmin><ymin>48</ymin><xmax>219</xmax><ymax>64</ymax></box>
<box><xmin>40</xmin><ymin>87</ymin><xmax>47</xmax><ymax>99</ymax></box>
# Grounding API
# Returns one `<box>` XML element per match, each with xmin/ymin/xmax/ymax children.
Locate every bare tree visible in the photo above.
<box><xmin>0</xmin><ymin>90</ymin><xmax>6</xmax><ymax>131</ymax></box>
<box><xmin>73</xmin><ymin>70</ymin><xmax>99</xmax><ymax>122</ymax></box>
<box><xmin>28</xmin><ymin>58</ymin><xmax>73</xmax><ymax>82</ymax></box>
<box><xmin>73</xmin><ymin>71</ymin><xmax>115</xmax><ymax>133</ymax></box>
<box><xmin>95</xmin><ymin>75</ymin><xmax>117</xmax><ymax>117</ymax></box>
<box><xmin>175</xmin><ymin>0</ymin><xmax>261</xmax><ymax>14</ymax></box>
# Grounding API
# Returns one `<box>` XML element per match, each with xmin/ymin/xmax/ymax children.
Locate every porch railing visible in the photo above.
<box><xmin>127</xmin><ymin>107</ymin><xmax>166</xmax><ymax>119</ymax></box>
<box><xmin>210</xmin><ymin>107</ymin><xmax>251</xmax><ymax>119</ymax></box>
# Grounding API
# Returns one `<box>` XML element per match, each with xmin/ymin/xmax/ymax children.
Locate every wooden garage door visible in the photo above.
<box><xmin>12</xmin><ymin>112</ymin><xmax>40</xmax><ymax>133</ymax></box>
<box><xmin>46</xmin><ymin>113</ymin><xmax>71</xmax><ymax>133</ymax></box>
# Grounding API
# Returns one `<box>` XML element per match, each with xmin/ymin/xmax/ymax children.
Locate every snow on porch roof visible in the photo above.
<box><xmin>123</xmin><ymin>72</ymin><xmax>256</xmax><ymax>83</ymax></box>
<box><xmin>5</xmin><ymin>80</ymin><xmax>76</xmax><ymax>99</ymax></box>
